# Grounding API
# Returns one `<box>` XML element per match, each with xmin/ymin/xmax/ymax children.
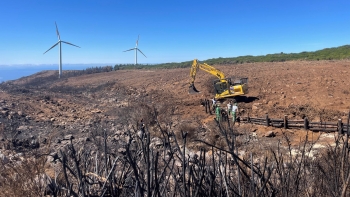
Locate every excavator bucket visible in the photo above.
<box><xmin>189</xmin><ymin>84</ymin><xmax>200</xmax><ymax>94</ymax></box>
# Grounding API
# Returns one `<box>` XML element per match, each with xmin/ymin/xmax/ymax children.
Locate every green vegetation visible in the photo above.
<box><xmin>113</xmin><ymin>61</ymin><xmax>193</xmax><ymax>70</ymax></box>
<box><xmin>113</xmin><ymin>45</ymin><xmax>350</xmax><ymax>70</ymax></box>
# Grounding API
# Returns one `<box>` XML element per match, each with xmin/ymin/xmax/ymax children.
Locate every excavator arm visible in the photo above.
<box><xmin>189</xmin><ymin>59</ymin><xmax>248</xmax><ymax>99</ymax></box>
<box><xmin>189</xmin><ymin>59</ymin><xmax>226</xmax><ymax>93</ymax></box>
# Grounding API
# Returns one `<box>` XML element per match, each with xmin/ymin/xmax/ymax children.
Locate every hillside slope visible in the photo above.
<box><xmin>1</xmin><ymin>60</ymin><xmax>349</xmax><ymax>151</ymax></box>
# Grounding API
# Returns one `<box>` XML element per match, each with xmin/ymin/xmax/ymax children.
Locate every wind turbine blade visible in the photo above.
<box><xmin>137</xmin><ymin>48</ymin><xmax>147</xmax><ymax>58</ymax></box>
<box><xmin>55</xmin><ymin>22</ymin><xmax>61</xmax><ymax>40</ymax></box>
<box><xmin>136</xmin><ymin>35</ymin><xmax>139</xmax><ymax>46</ymax></box>
<box><xmin>61</xmin><ymin>41</ymin><xmax>80</xmax><ymax>48</ymax></box>
<box><xmin>43</xmin><ymin>42</ymin><xmax>59</xmax><ymax>54</ymax></box>
<box><xmin>123</xmin><ymin>48</ymin><xmax>135</xmax><ymax>52</ymax></box>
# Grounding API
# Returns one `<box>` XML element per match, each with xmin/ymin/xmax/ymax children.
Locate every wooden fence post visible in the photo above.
<box><xmin>266</xmin><ymin>114</ymin><xmax>269</xmax><ymax>126</ymax></box>
<box><xmin>205</xmin><ymin>99</ymin><xmax>208</xmax><ymax>114</ymax></box>
<box><xmin>338</xmin><ymin>119</ymin><xmax>343</xmax><ymax>135</ymax></box>
<box><xmin>208</xmin><ymin>100</ymin><xmax>212</xmax><ymax>115</ymax></box>
<box><xmin>347</xmin><ymin>111</ymin><xmax>350</xmax><ymax>136</ymax></box>
<box><xmin>284</xmin><ymin>115</ymin><xmax>288</xmax><ymax>129</ymax></box>
<box><xmin>304</xmin><ymin>118</ymin><xmax>309</xmax><ymax>130</ymax></box>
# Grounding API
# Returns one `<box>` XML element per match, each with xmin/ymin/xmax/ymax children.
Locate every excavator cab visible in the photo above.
<box><xmin>213</xmin><ymin>80</ymin><xmax>230</xmax><ymax>94</ymax></box>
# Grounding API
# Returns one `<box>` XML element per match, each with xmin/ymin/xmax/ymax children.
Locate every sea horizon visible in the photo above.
<box><xmin>0</xmin><ymin>63</ymin><xmax>115</xmax><ymax>82</ymax></box>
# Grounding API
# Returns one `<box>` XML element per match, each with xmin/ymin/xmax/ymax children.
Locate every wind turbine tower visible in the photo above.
<box><xmin>44</xmin><ymin>22</ymin><xmax>80</xmax><ymax>78</ymax></box>
<box><xmin>123</xmin><ymin>35</ymin><xmax>147</xmax><ymax>65</ymax></box>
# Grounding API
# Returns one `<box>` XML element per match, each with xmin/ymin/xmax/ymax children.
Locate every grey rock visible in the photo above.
<box><xmin>115</xmin><ymin>130</ymin><xmax>123</xmax><ymax>136</ymax></box>
<box><xmin>113</xmin><ymin>136</ymin><xmax>119</xmax><ymax>141</ymax></box>
<box><xmin>264</xmin><ymin>131</ymin><xmax>276</xmax><ymax>137</ymax></box>
<box><xmin>118</xmin><ymin>148</ymin><xmax>126</xmax><ymax>155</ymax></box>
<box><xmin>48</xmin><ymin>152</ymin><xmax>59</xmax><ymax>163</ymax></box>
<box><xmin>30</xmin><ymin>140</ymin><xmax>40</xmax><ymax>149</ymax></box>
<box><xmin>17</xmin><ymin>125</ymin><xmax>28</xmax><ymax>131</ymax></box>
<box><xmin>64</xmin><ymin>134</ymin><xmax>74</xmax><ymax>140</ymax></box>
<box><xmin>79</xmin><ymin>137</ymin><xmax>90</xmax><ymax>142</ymax></box>
<box><xmin>0</xmin><ymin>153</ymin><xmax>9</xmax><ymax>164</ymax></box>
<box><xmin>137</xmin><ymin>130</ymin><xmax>144</xmax><ymax>138</ymax></box>
<box><xmin>151</xmin><ymin>137</ymin><xmax>163</xmax><ymax>147</ymax></box>
<box><xmin>1</xmin><ymin>111</ymin><xmax>7</xmax><ymax>116</ymax></box>
<box><xmin>41</xmin><ymin>138</ymin><xmax>47</xmax><ymax>144</ymax></box>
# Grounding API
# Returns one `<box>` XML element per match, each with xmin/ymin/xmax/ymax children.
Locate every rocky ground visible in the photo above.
<box><xmin>1</xmin><ymin>60</ymin><xmax>350</xmax><ymax>160</ymax></box>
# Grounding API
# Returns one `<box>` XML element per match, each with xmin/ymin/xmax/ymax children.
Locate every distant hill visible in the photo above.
<box><xmin>114</xmin><ymin>45</ymin><xmax>350</xmax><ymax>70</ymax></box>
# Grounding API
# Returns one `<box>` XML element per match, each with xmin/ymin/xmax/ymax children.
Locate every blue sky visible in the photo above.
<box><xmin>0</xmin><ymin>0</ymin><xmax>349</xmax><ymax>65</ymax></box>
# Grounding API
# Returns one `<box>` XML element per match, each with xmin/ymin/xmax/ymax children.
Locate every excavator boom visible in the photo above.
<box><xmin>189</xmin><ymin>59</ymin><xmax>226</xmax><ymax>94</ymax></box>
<box><xmin>188</xmin><ymin>59</ymin><xmax>248</xmax><ymax>99</ymax></box>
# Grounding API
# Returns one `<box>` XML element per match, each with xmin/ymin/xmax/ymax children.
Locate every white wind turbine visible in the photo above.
<box><xmin>44</xmin><ymin>22</ymin><xmax>80</xmax><ymax>78</ymax></box>
<box><xmin>123</xmin><ymin>35</ymin><xmax>147</xmax><ymax>65</ymax></box>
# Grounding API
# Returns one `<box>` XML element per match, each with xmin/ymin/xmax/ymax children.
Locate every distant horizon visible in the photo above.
<box><xmin>0</xmin><ymin>63</ymin><xmax>171</xmax><ymax>82</ymax></box>
<box><xmin>1</xmin><ymin>43</ymin><xmax>349</xmax><ymax>67</ymax></box>
<box><xmin>1</xmin><ymin>43</ymin><xmax>349</xmax><ymax>82</ymax></box>
<box><xmin>0</xmin><ymin>64</ymin><xmax>110</xmax><ymax>82</ymax></box>
<box><xmin>0</xmin><ymin>63</ymin><xmax>116</xmax><ymax>67</ymax></box>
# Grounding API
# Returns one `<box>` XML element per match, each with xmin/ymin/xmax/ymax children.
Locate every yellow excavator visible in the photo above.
<box><xmin>189</xmin><ymin>59</ymin><xmax>248</xmax><ymax>100</ymax></box>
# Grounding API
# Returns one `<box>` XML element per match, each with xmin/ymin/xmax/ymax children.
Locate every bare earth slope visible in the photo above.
<box><xmin>1</xmin><ymin>60</ymin><xmax>350</xmax><ymax>152</ymax></box>
<box><xmin>58</xmin><ymin>60</ymin><xmax>350</xmax><ymax>114</ymax></box>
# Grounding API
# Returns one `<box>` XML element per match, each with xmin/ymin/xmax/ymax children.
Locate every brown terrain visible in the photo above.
<box><xmin>1</xmin><ymin>60</ymin><xmax>350</xmax><ymax>196</ymax></box>
<box><xmin>1</xmin><ymin>60</ymin><xmax>350</xmax><ymax>153</ymax></box>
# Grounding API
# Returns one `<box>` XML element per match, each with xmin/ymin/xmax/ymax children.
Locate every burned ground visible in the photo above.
<box><xmin>1</xmin><ymin>60</ymin><xmax>350</xmax><ymax>196</ymax></box>
<box><xmin>1</xmin><ymin>60</ymin><xmax>350</xmax><ymax>154</ymax></box>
